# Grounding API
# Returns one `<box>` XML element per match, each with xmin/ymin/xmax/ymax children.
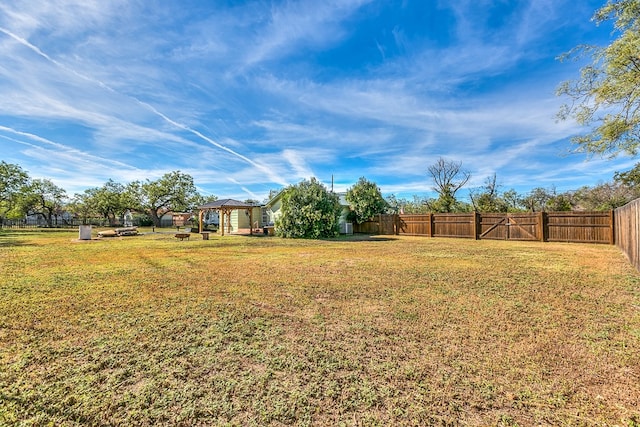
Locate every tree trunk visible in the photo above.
<box><xmin>149</xmin><ymin>209</ymin><xmax>161</xmax><ymax>227</ymax></box>
<box><xmin>107</xmin><ymin>212</ymin><xmax>117</xmax><ymax>227</ymax></box>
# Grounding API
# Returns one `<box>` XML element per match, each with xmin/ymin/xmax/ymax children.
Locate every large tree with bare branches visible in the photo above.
<box><xmin>426</xmin><ymin>157</ymin><xmax>471</xmax><ymax>213</ymax></box>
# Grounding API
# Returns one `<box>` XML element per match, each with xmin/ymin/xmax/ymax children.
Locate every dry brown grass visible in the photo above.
<box><xmin>1</xmin><ymin>229</ymin><xmax>639</xmax><ymax>426</ymax></box>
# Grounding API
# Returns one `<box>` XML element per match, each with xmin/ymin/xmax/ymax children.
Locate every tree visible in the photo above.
<box><xmin>67</xmin><ymin>192</ymin><xmax>95</xmax><ymax>225</ymax></box>
<box><xmin>469</xmin><ymin>174</ymin><xmax>511</xmax><ymax>212</ymax></box>
<box><xmin>385</xmin><ymin>195</ymin><xmax>431</xmax><ymax>214</ymax></box>
<box><xmin>17</xmin><ymin>179</ymin><xmax>67</xmax><ymax>227</ymax></box>
<box><xmin>77</xmin><ymin>180</ymin><xmax>136</xmax><ymax>226</ymax></box>
<box><xmin>522</xmin><ymin>186</ymin><xmax>572</xmax><ymax>212</ymax></box>
<box><xmin>502</xmin><ymin>189</ymin><xmax>525</xmax><ymax>212</ymax></box>
<box><xmin>522</xmin><ymin>187</ymin><xmax>552</xmax><ymax>212</ymax></box>
<box><xmin>192</xmin><ymin>193</ymin><xmax>218</xmax><ymax>209</ymax></box>
<box><xmin>0</xmin><ymin>161</ymin><xmax>29</xmax><ymax>223</ymax></box>
<box><xmin>345</xmin><ymin>177</ymin><xmax>388</xmax><ymax>224</ymax></box>
<box><xmin>557</xmin><ymin>0</ymin><xmax>640</xmax><ymax>156</ymax></box>
<box><xmin>613</xmin><ymin>162</ymin><xmax>640</xmax><ymax>187</ymax></box>
<box><xmin>426</xmin><ymin>157</ymin><xmax>471</xmax><ymax>212</ymax></box>
<box><xmin>469</xmin><ymin>175</ymin><xmax>531</xmax><ymax>212</ymax></box>
<box><xmin>546</xmin><ymin>193</ymin><xmax>573</xmax><ymax>212</ymax></box>
<box><xmin>571</xmin><ymin>182</ymin><xmax>636</xmax><ymax>210</ymax></box>
<box><xmin>133</xmin><ymin>171</ymin><xmax>200</xmax><ymax>227</ymax></box>
<box><xmin>275</xmin><ymin>178</ymin><xmax>341</xmax><ymax>238</ymax></box>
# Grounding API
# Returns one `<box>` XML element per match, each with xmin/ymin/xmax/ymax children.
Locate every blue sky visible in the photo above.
<box><xmin>0</xmin><ymin>0</ymin><xmax>635</xmax><ymax>202</ymax></box>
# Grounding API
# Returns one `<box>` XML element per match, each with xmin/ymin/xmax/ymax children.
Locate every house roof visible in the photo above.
<box><xmin>198</xmin><ymin>198</ymin><xmax>256</xmax><ymax>209</ymax></box>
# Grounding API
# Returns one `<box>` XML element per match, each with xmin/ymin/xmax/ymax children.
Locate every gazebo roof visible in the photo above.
<box><xmin>198</xmin><ymin>198</ymin><xmax>256</xmax><ymax>209</ymax></box>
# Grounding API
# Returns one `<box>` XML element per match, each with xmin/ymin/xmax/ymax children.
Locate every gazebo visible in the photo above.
<box><xmin>198</xmin><ymin>199</ymin><xmax>256</xmax><ymax>236</ymax></box>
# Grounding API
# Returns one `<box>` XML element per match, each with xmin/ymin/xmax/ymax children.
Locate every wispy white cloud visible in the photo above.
<box><xmin>0</xmin><ymin>18</ymin><xmax>290</xmax><ymax>186</ymax></box>
<box><xmin>241</xmin><ymin>0</ymin><xmax>372</xmax><ymax>69</ymax></box>
<box><xmin>0</xmin><ymin>0</ymin><xmax>629</xmax><ymax>201</ymax></box>
<box><xmin>0</xmin><ymin>125</ymin><xmax>139</xmax><ymax>170</ymax></box>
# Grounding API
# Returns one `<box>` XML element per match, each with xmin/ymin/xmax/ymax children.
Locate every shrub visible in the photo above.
<box><xmin>275</xmin><ymin>178</ymin><xmax>340</xmax><ymax>238</ymax></box>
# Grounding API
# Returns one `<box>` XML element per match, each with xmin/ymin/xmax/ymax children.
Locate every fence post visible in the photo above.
<box><xmin>537</xmin><ymin>211</ymin><xmax>546</xmax><ymax>242</ymax></box>
<box><xmin>428</xmin><ymin>213</ymin><xmax>433</xmax><ymax>237</ymax></box>
<box><xmin>473</xmin><ymin>211</ymin><xmax>479</xmax><ymax>240</ymax></box>
<box><xmin>536</xmin><ymin>211</ymin><xmax>545</xmax><ymax>242</ymax></box>
<box><xmin>609</xmin><ymin>209</ymin><xmax>614</xmax><ymax>245</ymax></box>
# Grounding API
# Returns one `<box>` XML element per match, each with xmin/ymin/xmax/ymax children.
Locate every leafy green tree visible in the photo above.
<box><xmin>427</xmin><ymin>157</ymin><xmax>470</xmax><ymax>212</ymax></box>
<box><xmin>192</xmin><ymin>194</ymin><xmax>218</xmax><ymax>208</ymax></box>
<box><xmin>407</xmin><ymin>195</ymin><xmax>431</xmax><ymax>213</ymax></box>
<box><xmin>0</xmin><ymin>161</ymin><xmax>29</xmax><ymax>223</ymax></box>
<box><xmin>384</xmin><ymin>194</ymin><xmax>400</xmax><ymax>213</ymax></box>
<box><xmin>571</xmin><ymin>181</ymin><xmax>637</xmax><ymax>210</ymax></box>
<box><xmin>275</xmin><ymin>178</ymin><xmax>340</xmax><ymax>238</ymax></box>
<box><xmin>546</xmin><ymin>193</ymin><xmax>573</xmax><ymax>212</ymax></box>
<box><xmin>469</xmin><ymin>175</ymin><xmax>530</xmax><ymax>212</ymax></box>
<box><xmin>78</xmin><ymin>179</ymin><xmax>136</xmax><ymax>226</ymax></box>
<box><xmin>502</xmin><ymin>189</ymin><xmax>526</xmax><ymax>213</ymax></box>
<box><xmin>522</xmin><ymin>187</ymin><xmax>572</xmax><ymax>212</ymax></box>
<box><xmin>557</xmin><ymin>0</ymin><xmax>640</xmax><ymax>156</ymax></box>
<box><xmin>386</xmin><ymin>195</ymin><xmax>431</xmax><ymax>214</ymax></box>
<box><xmin>522</xmin><ymin>187</ymin><xmax>552</xmax><ymax>212</ymax></box>
<box><xmin>424</xmin><ymin>196</ymin><xmax>472</xmax><ymax>213</ymax></box>
<box><xmin>345</xmin><ymin>177</ymin><xmax>388</xmax><ymax>224</ymax></box>
<box><xmin>614</xmin><ymin>163</ymin><xmax>640</xmax><ymax>187</ymax></box>
<box><xmin>17</xmin><ymin>179</ymin><xmax>67</xmax><ymax>227</ymax></box>
<box><xmin>131</xmin><ymin>171</ymin><xmax>200</xmax><ymax>227</ymax></box>
<box><xmin>67</xmin><ymin>192</ymin><xmax>95</xmax><ymax>225</ymax></box>
<box><xmin>469</xmin><ymin>174</ymin><xmax>511</xmax><ymax>212</ymax></box>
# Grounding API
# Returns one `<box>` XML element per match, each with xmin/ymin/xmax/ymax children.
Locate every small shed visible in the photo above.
<box><xmin>198</xmin><ymin>199</ymin><xmax>257</xmax><ymax>236</ymax></box>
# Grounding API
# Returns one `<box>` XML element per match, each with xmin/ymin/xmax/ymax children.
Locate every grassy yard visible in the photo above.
<box><xmin>1</xmin><ymin>229</ymin><xmax>639</xmax><ymax>426</ymax></box>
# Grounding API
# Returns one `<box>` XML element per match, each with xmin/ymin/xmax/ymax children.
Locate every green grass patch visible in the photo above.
<box><xmin>1</xmin><ymin>229</ymin><xmax>639</xmax><ymax>425</ymax></box>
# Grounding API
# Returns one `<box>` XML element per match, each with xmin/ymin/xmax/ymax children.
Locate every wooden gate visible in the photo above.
<box><xmin>479</xmin><ymin>213</ymin><xmax>541</xmax><ymax>241</ymax></box>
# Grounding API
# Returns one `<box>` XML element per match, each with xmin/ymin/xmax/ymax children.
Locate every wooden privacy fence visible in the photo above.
<box><xmin>354</xmin><ymin>211</ymin><xmax>614</xmax><ymax>244</ymax></box>
<box><xmin>615</xmin><ymin>199</ymin><xmax>640</xmax><ymax>270</ymax></box>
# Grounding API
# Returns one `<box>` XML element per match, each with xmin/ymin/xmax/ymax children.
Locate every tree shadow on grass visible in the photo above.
<box><xmin>0</xmin><ymin>231</ymin><xmax>36</xmax><ymax>247</ymax></box>
<box><xmin>324</xmin><ymin>234</ymin><xmax>399</xmax><ymax>242</ymax></box>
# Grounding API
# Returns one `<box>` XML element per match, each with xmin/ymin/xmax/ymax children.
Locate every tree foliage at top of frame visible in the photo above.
<box><xmin>557</xmin><ymin>0</ymin><xmax>640</xmax><ymax>156</ymax></box>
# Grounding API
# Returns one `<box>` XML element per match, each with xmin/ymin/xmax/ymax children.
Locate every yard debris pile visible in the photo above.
<box><xmin>97</xmin><ymin>226</ymin><xmax>138</xmax><ymax>238</ymax></box>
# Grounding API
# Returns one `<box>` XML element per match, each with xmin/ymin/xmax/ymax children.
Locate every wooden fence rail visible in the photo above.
<box><xmin>353</xmin><ymin>211</ymin><xmax>614</xmax><ymax>244</ymax></box>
